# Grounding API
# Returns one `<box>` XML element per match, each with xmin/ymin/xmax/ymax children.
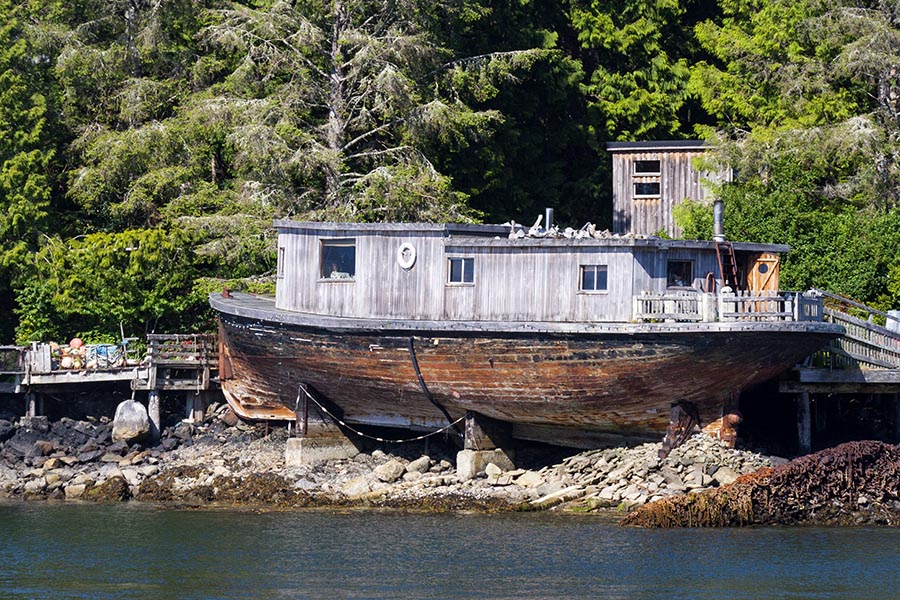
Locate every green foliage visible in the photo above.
<box><xmin>7</xmin><ymin>0</ymin><xmax>900</xmax><ymax>343</ymax></box>
<box><xmin>716</xmin><ymin>158</ymin><xmax>900</xmax><ymax>303</ymax></box>
<box><xmin>0</xmin><ymin>1</ymin><xmax>55</xmax><ymax>341</ymax></box>
<box><xmin>569</xmin><ymin>0</ymin><xmax>695</xmax><ymax>140</ymax></box>
<box><xmin>15</xmin><ymin>229</ymin><xmax>209</xmax><ymax>343</ymax></box>
<box><xmin>673</xmin><ymin>200</ymin><xmax>713</xmax><ymax>240</ymax></box>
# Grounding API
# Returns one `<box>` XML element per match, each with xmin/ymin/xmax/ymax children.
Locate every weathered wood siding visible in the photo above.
<box><xmin>275</xmin><ymin>222</ymin><xmax>776</xmax><ymax>323</ymax></box>
<box><xmin>442</xmin><ymin>244</ymin><xmax>636</xmax><ymax>322</ymax></box>
<box><xmin>276</xmin><ymin>227</ymin><xmax>447</xmax><ymax>318</ymax></box>
<box><xmin>609</xmin><ymin>143</ymin><xmax>731</xmax><ymax>238</ymax></box>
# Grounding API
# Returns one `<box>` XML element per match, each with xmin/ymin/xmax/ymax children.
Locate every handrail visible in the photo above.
<box><xmin>816</xmin><ymin>308</ymin><xmax>900</xmax><ymax>370</ymax></box>
<box><xmin>809</xmin><ymin>288</ymin><xmax>900</xmax><ymax>328</ymax></box>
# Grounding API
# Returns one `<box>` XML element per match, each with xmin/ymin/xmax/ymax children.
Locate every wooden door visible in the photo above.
<box><xmin>747</xmin><ymin>253</ymin><xmax>780</xmax><ymax>293</ymax></box>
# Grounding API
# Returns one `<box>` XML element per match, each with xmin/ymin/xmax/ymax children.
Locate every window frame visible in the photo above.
<box><xmin>447</xmin><ymin>256</ymin><xmax>475</xmax><ymax>285</ymax></box>
<box><xmin>633</xmin><ymin>181</ymin><xmax>662</xmax><ymax>198</ymax></box>
<box><xmin>633</xmin><ymin>159</ymin><xmax>661</xmax><ymax>176</ymax></box>
<box><xmin>666</xmin><ymin>259</ymin><xmax>694</xmax><ymax>289</ymax></box>
<box><xmin>277</xmin><ymin>246</ymin><xmax>285</xmax><ymax>278</ymax></box>
<box><xmin>579</xmin><ymin>264</ymin><xmax>608</xmax><ymax>293</ymax></box>
<box><xmin>320</xmin><ymin>238</ymin><xmax>357</xmax><ymax>281</ymax></box>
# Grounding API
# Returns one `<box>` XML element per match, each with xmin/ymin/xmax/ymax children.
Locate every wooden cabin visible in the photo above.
<box><xmin>274</xmin><ymin>221</ymin><xmax>792</xmax><ymax>324</ymax></box>
<box><xmin>608</xmin><ymin>141</ymin><xmax>732</xmax><ymax>238</ymax></box>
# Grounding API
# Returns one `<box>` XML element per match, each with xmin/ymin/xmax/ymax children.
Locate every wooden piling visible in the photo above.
<box><xmin>894</xmin><ymin>393</ymin><xmax>900</xmax><ymax>444</ymax></box>
<box><xmin>796</xmin><ymin>391</ymin><xmax>811</xmax><ymax>455</ymax></box>
<box><xmin>148</xmin><ymin>390</ymin><xmax>161</xmax><ymax>444</ymax></box>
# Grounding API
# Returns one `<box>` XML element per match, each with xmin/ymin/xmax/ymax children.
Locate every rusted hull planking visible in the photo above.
<box><xmin>216</xmin><ymin>312</ymin><xmax>838</xmax><ymax>444</ymax></box>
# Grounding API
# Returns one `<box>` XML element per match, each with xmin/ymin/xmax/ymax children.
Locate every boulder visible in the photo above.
<box><xmin>406</xmin><ymin>455</ymin><xmax>431</xmax><ymax>474</ymax></box>
<box><xmin>220</xmin><ymin>408</ymin><xmax>239</xmax><ymax>427</ymax></box>
<box><xmin>342</xmin><ymin>476</ymin><xmax>373</xmax><ymax>497</ymax></box>
<box><xmin>514</xmin><ymin>470</ymin><xmax>544</xmax><ymax>488</ymax></box>
<box><xmin>111</xmin><ymin>400</ymin><xmax>150</xmax><ymax>444</ymax></box>
<box><xmin>64</xmin><ymin>483</ymin><xmax>87</xmax><ymax>499</ymax></box>
<box><xmin>374</xmin><ymin>459</ymin><xmax>406</xmax><ymax>483</ymax></box>
<box><xmin>484</xmin><ymin>463</ymin><xmax>503</xmax><ymax>477</ymax></box>
<box><xmin>713</xmin><ymin>466</ymin><xmax>740</xmax><ymax>486</ymax></box>
<box><xmin>0</xmin><ymin>419</ymin><xmax>14</xmax><ymax>443</ymax></box>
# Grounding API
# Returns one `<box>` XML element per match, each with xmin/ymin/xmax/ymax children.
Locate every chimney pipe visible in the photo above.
<box><xmin>544</xmin><ymin>208</ymin><xmax>554</xmax><ymax>232</ymax></box>
<box><xmin>713</xmin><ymin>199</ymin><xmax>725</xmax><ymax>242</ymax></box>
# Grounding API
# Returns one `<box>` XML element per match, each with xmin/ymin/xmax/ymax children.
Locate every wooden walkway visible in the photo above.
<box><xmin>780</xmin><ymin>289</ymin><xmax>900</xmax><ymax>394</ymax></box>
<box><xmin>0</xmin><ymin>334</ymin><xmax>218</xmax><ymax>396</ymax></box>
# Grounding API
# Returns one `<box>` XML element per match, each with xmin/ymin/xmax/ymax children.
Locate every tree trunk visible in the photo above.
<box><xmin>325</xmin><ymin>0</ymin><xmax>347</xmax><ymax>205</ymax></box>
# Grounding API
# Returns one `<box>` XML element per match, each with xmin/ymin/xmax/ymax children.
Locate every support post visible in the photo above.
<box><xmin>185</xmin><ymin>392</ymin><xmax>206</xmax><ymax>423</ymax></box>
<box><xmin>796</xmin><ymin>391</ymin><xmax>811</xmax><ymax>455</ymax></box>
<box><xmin>284</xmin><ymin>384</ymin><xmax>359</xmax><ymax>467</ymax></box>
<box><xmin>893</xmin><ymin>394</ymin><xmax>900</xmax><ymax>445</ymax></box>
<box><xmin>25</xmin><ymin>392</ymin><xmax>37</xmax><ymax>417</ymax></box>
<box><xmin>457</xmin><ymin>412</ymin><xmax>514</xmax><ymax>480</ymax></box>
<box><xmin>296</xmin><ymin>383</ymin><xmax>309</xmax><ymax>436</ymax></box>
<box><xmin>148</xmin><ymin>390</ymin><xmax>161</xmax><ymax>444</ymax></box>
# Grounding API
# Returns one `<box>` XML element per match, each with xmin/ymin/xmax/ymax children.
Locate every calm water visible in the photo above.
<box><xmin>1</xmin><ymin>502</ymin><xmax>898</xmax><ymax>599</ymax></box>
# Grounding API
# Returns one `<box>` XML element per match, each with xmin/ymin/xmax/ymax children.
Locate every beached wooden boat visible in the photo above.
<box><xmin>211</xmin><ymin>220</ymin><xmax>842</xmax><ymax>449</ymax></box>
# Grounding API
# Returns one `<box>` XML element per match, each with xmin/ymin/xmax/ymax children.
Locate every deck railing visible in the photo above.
<box><xmin>0</xmin><ymin>346</ymin><xmax>26</xmax><ymax>374</ymax></box>
<box><xmin>146</xmin><ymin>333</ymin><xmax>218</xmax><ymax>367</ymax></box>
<box><xmin>632</xmin><ymin>290</ymin><xmax>825</xmax><ymax>324</ymax></box>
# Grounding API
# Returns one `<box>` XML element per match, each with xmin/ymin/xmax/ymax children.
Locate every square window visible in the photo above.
<box><xmin>449</xmin><ymin>257</ymin><xmax>474</xmax><ymax>284</ymax></box>
<box><xmin>634</xmin><ymin>160</ymin><xmax>661</xmax><ymax>175</ymax></box>
<box><xmin>634</xmin><ymin>182</ymin><xmax>661</xmax><ymax>197</ymax></box>
<box><xmin>321</xmin><ymin>239</ymin><xmax>356</xmax><ymax>279</ymax></box>
<box><xmin>667</xmin><ymin>260</ymin><xmax>693</xmax><ymax>288</ymax></box>
<box><xmin>580</xmin><ymin>265</ymin><xmax>608</xmax><ymax>292</ymax></box>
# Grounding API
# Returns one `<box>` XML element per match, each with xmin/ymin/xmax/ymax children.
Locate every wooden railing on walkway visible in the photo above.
<box><xmin>807</xmin><ymin>289</ymin><xmax>900</xmax><ymax>370</ymax></box>
<box><xmin>136</xmin><ymin>333</ymin><xmax>219</xmax><ymax>391</ymax></box>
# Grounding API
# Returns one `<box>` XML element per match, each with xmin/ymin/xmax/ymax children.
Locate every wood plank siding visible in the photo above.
<box><xmin>608</xmin><ymin>141</ymin><xmax>732</xmax><ymax>238</ymax></box>
<box><xmin>274</xmin><ymin>221</ymin><xmax>785</xmax><ymax>324</ymax></box>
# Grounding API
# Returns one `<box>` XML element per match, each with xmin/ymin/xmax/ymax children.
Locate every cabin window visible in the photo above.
<box><xmin>634</xmin><ymin>181</ymin><xmax>661</xmax><ymax>197</ymax></box>
<box><xmin>448</xmin><ymin>257</ymin><xmax>474</xmax><ymax>284</ymax></box>
<box><xmin>321</xmin><ymin>239</ymin><xmax>356</xmax><ymax>280</ymax></box>
<box><xmin>633</xmin><ymin>160</ymin><xmax>661</xmax><ymax>175</ymax></box>
<box><xmin>277</xmin><ymin>246</ymin><xmax>285</xmax><ymax>278</ymax></box>
<box><xmin>667</xmin><ymin>260</ymin><xmax>693</xmax><ymax>288</ymax></box>
<box><xmin>580</xmin><ymin>265</ymin><xmax>608</xmax><ymax>292</ymax></box>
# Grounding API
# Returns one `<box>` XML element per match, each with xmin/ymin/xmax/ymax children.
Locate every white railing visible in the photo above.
<box><xmin>633</xmin><ymin>291</ymin><xmax>710</xmax><ymax>322</ymax></box>
<box><xmin>633</xmin><ymin>290</ymin><xmax>824</xmax><ymax>324</ymax></box>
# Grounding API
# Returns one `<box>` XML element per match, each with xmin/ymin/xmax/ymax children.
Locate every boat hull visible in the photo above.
<box><xmin>212</xmin><ymin>294</ymin><xmax>842</xmax><ymax>447</ymax></box>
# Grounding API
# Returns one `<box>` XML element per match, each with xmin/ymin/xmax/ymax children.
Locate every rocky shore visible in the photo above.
<box><xmin>623</xmin><ymin>440</ymin><xmax>900</xmax><ymax>527</ymax></box>
<box><xmin>0</xmin><ymin>403</ymin><xmax>779</xmax><ymax>514</ymax></box>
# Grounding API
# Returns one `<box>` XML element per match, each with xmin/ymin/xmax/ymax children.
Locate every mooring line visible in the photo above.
<box><xmin>296</xmin><ymin>385</ymin><xmax>464</xmax><ymax>444</ymax></box>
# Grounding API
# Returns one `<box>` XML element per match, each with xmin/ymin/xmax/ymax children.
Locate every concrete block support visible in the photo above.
<box><xmin>285</xmin><ymin>436</ymin><xmax>359</xmax><ymax>467</ymax></box>
<box><xmin>456</xmin><ymin>448</ymin><xmax>515</xmax><ymax>480</ymax></box>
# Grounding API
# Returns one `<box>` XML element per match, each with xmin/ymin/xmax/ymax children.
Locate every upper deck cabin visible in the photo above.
<box><xmin>274</xmin><ymin>220</ymin><xmax>796</xmax><ymax>324</ymax></box>
<box><xmin>608</xmin><ymin>141</ymin><xmax>732</xmax><ymax>238</ymax></box>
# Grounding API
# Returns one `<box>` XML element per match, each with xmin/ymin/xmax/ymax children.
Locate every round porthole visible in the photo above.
<box><xmin>398</xmin><ymin>242</ymin><xmax>416</xmax><ymax>270</ymax></box>
<box><xmin>759</xmin><ymin>264</ymin><xmax>769</xmax><ymax>274</ymax></box>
